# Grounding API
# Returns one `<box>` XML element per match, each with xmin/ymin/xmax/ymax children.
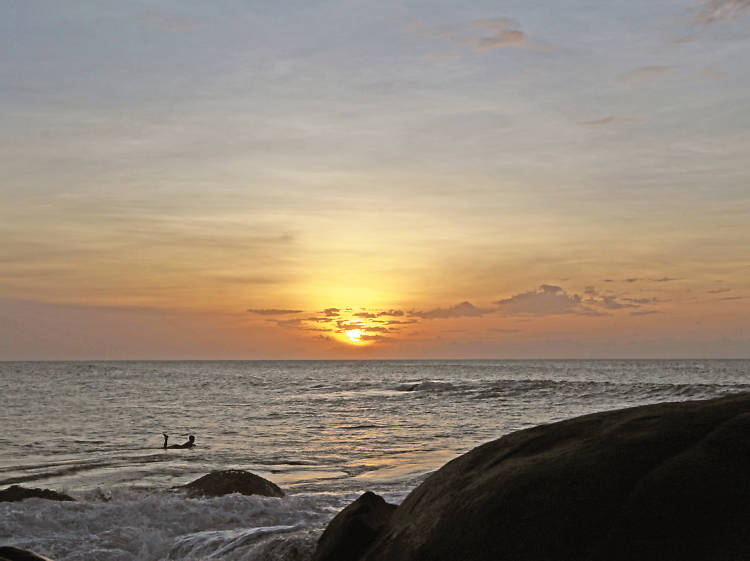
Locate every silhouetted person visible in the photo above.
<box><xmin>163</xmin><ymin>433</ymin><xmax>195</xmax><ymax>449</ymax></box>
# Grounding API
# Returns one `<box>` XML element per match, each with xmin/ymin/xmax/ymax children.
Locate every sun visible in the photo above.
<box><xmin>345</xmin><ymin>329</ymin><xmax>362</xmax><ymax>343</ymax></box>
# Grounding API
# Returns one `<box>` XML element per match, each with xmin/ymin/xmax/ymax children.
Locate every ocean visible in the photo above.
<box><xmin>1</xmin><ymin>360</ymin><xmax>749</xmax><ymax>560</ymax></box>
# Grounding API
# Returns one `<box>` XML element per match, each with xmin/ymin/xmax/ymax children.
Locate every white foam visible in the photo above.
<box><xmin>1</xmin><ymin>491</ymin><xmax>348</xmax><ymax>561</ymax></box>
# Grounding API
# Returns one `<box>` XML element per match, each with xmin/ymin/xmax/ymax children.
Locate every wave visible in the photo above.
<box><xmin>392</xmin><ymin>380</ymin><xmax>457</xmax><ymax>392</ymax></box>
<box><xmin>466</xmin><ymin>378</ymin><xmax>750</xmax><ymax>401</ymax></box>
<box><xmin>1</xmin><ymin>490</ymin><xmax>349</xmax><ymax>561</ymax></box>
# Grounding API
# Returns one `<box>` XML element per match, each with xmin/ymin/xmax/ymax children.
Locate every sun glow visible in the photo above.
<box><xmin>345</xmin><ymin>329</ymin><xmax>362</xmax><ymax>343</ymax></box>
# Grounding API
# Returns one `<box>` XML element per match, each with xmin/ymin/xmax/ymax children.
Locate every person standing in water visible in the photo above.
<box><xmin>162</xmin><ymin>433</ymin><xmax>195</xmax><ymax>449</ymax></box>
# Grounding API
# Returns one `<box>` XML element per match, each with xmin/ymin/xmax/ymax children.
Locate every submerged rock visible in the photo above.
<box><xmin>0</xmin><ymin>546</ymin><xmax>54</xmax><ymax>561</ymax></box>
<box><xmin>0</xmin><ymin>485</ymin><xmax>74</xmax><ymax>503</ymax></box>
<box><xmin>180</xmin><ymin>469</ymin><xmax>285</xmax><ymax>498</ymax></box>
<box><xmin>312</xmin><ymin>491</ymin><xmax>396</xmax><ymax>561</ymax></box>
<box><xmin>315</xmin><ymin>392</ymin><xmax>750</xmax><ymax>561</ymax></box>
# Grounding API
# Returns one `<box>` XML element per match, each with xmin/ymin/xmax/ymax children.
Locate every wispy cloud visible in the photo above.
<box><xmin>266</xmin><ymin>318</ymin><xmax>304</xmax><ymax>328</ymax></box>
<box><xmin>353</xmin><ymin>312</ymin><xmax>378</xmax><ymax>318</ymax></box>
<box><xmin>577</xmin><ymin>116</ymin><xmax>636</xmax><ymax>127</ymax></box>
<box><xmin>616</xmin><ymin>66</ymin><xmax>673</xmax><ymax>84</ymax></box>
<box><xmin>631</xmin><ymin>310</ymin><xmax>662</xmax><ymax>316</ymax></box>
<box><xmin>248</xmin><ymin>308</ymin><xmax>303</xmax><ymax>315</ymax></box>
<box><xmin>403</xmin><ymin>17</ymin><xmax>547</xmax><ymax>52</ymax></box>
<box><xmin>377</xmin><ymin>309</ymin><xmax>405</xmax><ymax>317</ymax></box>
<box><xmin>695</xmin><ymin>0</ymin><xmax>750</xmax><ymax>24</ymax></box>
<box><xmin>410</xmin><ymin>301</ymin><xmax>494</xmax><ymax>319</ymax></box>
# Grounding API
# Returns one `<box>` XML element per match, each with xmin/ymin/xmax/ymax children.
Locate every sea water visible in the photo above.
<box><xmin>1</xmin><ymin>360</ymin><xmax>748</xmax><ymax>560</ymax></box>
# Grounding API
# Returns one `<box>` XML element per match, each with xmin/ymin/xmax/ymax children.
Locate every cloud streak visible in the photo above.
<box><xmin>248</xmin><ymin>308</ymin><xmax>303</xmax><ymax>315</ymax></box>
<box><xmin>577</xmin><ymin>116</ymin><xmax>636</xmax><ymax>127</ymax></box>
<box><xmin>695</xmin><ymin>0</ymin><xmax>750</xmax><ymax>24</ymax></box>
<box><xmin>403</xmin><ymin>17</ymin><xmax>547</xmax><ymax>52</ymax></box>
<box><xmin>616</xmin><ymin>66</ymin><xmax>673</xmax><ymax>84</ymax></box>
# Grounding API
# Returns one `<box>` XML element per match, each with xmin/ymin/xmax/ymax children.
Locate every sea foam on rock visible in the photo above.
<box><xmin>180</xmin><ymin>469</ymin><xmax>285</xmax><ymax>498</ymax></box>
<box><xmin>314</xmin><ymin>392</ymin><xmax>750</xmax><ymax>561</ymax></box>
<box><xmin>0</xmin><ymin>485</ymin><xmax>75</xmax><ymax>503</ymax></box>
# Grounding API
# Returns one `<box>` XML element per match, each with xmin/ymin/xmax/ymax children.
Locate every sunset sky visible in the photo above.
<box><xmin>1</xmin><ymin>0</ymin><xmax>748</xmax><ymax>359</ymax></box>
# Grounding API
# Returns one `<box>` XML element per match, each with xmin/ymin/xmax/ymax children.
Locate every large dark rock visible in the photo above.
<box><xmin>317</xmin><ymin>393</ymin><xmax>750</xmax><ymax>561</ymax></box>
<box><xmin>0</xmin><ymin>485</ymin><xmax>74</xmax><ymax>503</ymax></box>
<box><xmin>0</xmin><ymin>546</ymin><xmax>54</xmax><ymax>561</ymax></box>
<box><xmin>180</xmin><ymin>469</ymin><xmax>284</xmax><ymax>498</ymax></box>
<box><xmin>312</xmin><ymin>491</ymin><xmax>397</xmax><ymax>561</ymax></box>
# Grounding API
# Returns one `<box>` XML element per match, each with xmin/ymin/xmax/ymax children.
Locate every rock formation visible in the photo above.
<box><xmin>313</xmin><ymin>392</ymin><xmax>750</xmax><ymax>561</ymax></box>
<box><xmin>179</xmin><ymin>469</ymin><xmax>285</xmax><ymax>498</ymax></box>
<box><xmin>0</xmin><ymin>485</ymin><xmax>74</xmax><ymax>503</ymax></box>
<box><xmin>312</xmin><ymin>491</ymin><xmax>397</xmax><ymax>561</ymax></box>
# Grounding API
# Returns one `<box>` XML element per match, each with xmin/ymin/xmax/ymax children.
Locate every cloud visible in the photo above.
<box><xmin>377</xmin><ymin>309</ymin><xmax>405</xmax><ymax>317</ymax></box>
<box><xmin>652</xmin><ymin>277</ymin><xmax>679</xmax><ymax>282</ymax></box>
<box><xmin>322</xmin><ymin>308</ymin><xmax>341</xmax><ymax>317</ymax></box>
<box><xmin>410</xmin><ymin>301</ymin><xmax>495</xmax><ymax>319</ymax></box>
<box><xmin>596</xmin><ymin>296</ymin><xmax>635</xmax><ymax>310</ymax></box>
<box><xmin>360</xmin><ymin>334</ymin><xmax>391</xmax><ymax>342</ymax></box>
<box><xmin>708</xmin><ymin>288</ymin><xmax>732</xmax><ymax>294</ymax></box>
<box><xmin>403</xmin><ymin>17</ymin><xmax>546</xmax><ymax>51</ymax></box>
<box><xmin>621</xmin><ymin>297</ymin><xmax>661</xmax><ymax>305</ymax></box>
<box><xmin>488</xmin><ymin>327</ymin><xmax>521</xmax><ymax>333</ymax></box>
<box><xmin>497</xmin><ymin>285</ymin><xmax>599</xmax><ymax>316</ymax></box>
<box><xmin>384</xmin><ymin>320</ymin><xmax>418</xmax><ymax>325</ymax></box>
<box><xmin>625</xmin><ymin>278</ymin><xmax>640</xmax><ymax>283</ymax></box>
<box><xmin>695</xmin><ymin>0</ymin><xmax>750</xmax><ymax>24</ymax></box>
<box><xmin>616</xmin><ymin>66</ymin><xmax>673</xmax><ymax>84</ymax></box>
<box><xmin>466</xmin><ymin>18</ymin><xmax>530</xmax><ymax>50</ymax></box>
<box><xmin>267</xmin><ymin>318</ymin><xmax>304</xmax><ymax>328</ymax></box>
<box><xmin>581</xmin><ymin>289</ymin><xmax>662</xmax><ymax>311</ymax></box>
<box><xmin>354</xmin><ymin>312</ymin><xmax>377</xmax><ymax>318</ymax></box>
<box><xmin>577</xmin><ymin>116</ymin><xmax>636</xmax><ymax>127</ymax></box>
<box><xmin>631</xmin><ymin>310</ymin><xmax>662</xmax><ymax>316</ymax></box>
<box><xmin>248</xmin><ymin>308</ymin><xmax>303</xmax><ymax>315</ymax></box>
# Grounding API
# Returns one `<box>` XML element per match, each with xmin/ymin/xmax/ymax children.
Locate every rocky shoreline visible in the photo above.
<box><xmin>4</xmin><ymin>393</ymin><xmax>750</xmax><ymax>561</ymax></box>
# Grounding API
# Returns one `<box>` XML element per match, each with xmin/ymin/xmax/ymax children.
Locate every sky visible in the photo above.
<box><xmin>1</xmin><ymin>0</ymin><xmax>749</xmax><ymax>359</ymax></box>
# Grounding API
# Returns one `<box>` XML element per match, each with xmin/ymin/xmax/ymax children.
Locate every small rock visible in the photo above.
<box><xmin>0</xmin><ymin>485</ymin><xmax>75</xmax><ymax>503</ymax></box>
<box><xmin>180</xmin><ymin>469</ymin><xmax>284</xmax><ymax>498</ymax></box>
